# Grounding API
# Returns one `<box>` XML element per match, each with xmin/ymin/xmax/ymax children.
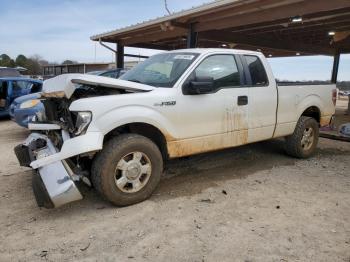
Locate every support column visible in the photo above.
<box><xmin>187</xmin><ymin>23</ymin><xmax>198</xmax><ymax>48</ymax></box>
<box><xmin>116</xmin><ymin>43</ymin><xmax>124</xmax><ymax>69</ymax></box>
<box><xmin>331</xmin><ymin>50</ymin><xmax>340</xmax><ymax>84</ymax></box>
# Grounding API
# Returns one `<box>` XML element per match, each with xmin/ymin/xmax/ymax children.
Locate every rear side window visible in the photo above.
<box><xmin>12</xmin><ymin>81</ymin><xmax>32</xmax><ymax>92</ymax></box>
<box><xmin>244</xmin><ymin>55</ymin><xmax>268</xmax><ymax>86</ymax></box>
<box><xmin>194</xmin><ymin>54</ymin><xmax>240</xmax><ymax>89</ymax></box>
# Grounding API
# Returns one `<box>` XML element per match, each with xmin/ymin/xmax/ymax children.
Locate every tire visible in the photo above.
<box><xmin>285</xmin><ymin>116</ymin><xmax>319</xmax><ymax>158</ymax></box>
<box><xmin>91</xmin><ymin>134</ymin><xmax>163</xmax><ymax>206</ymax></box>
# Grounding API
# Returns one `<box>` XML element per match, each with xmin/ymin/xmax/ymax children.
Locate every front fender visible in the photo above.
<box><xmin>87</xmin><ymin>105</ymin><xmax>177</xmax><ymax>141</ymax></box>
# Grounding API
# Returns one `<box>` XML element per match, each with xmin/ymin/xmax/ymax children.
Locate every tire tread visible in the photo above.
<box><xmin>91</xmin><ymin>134</ymin><xmax>163</xmax><ymax>206</ymax></box>
<box><xmin>285</xmin><ymin>116</ymin><xmax>319</xmax><ymax>158</ymax></box>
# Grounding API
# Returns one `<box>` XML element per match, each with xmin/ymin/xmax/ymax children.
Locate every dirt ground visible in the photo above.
<box><xmin>0</xmin><ymin>114</ymin><xmax>349</xmax><ymax>262</ymax></box>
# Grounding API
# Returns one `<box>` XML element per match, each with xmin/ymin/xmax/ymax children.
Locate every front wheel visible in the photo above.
<box><xmin>91</xmin><ymin>134</ymin><xmax>163</xmax><ymax>206</ymax></box>
<box><xmin>285</xmin><ymin>116</ymin><xmax>319</xmax><ymax>158</ymax></box>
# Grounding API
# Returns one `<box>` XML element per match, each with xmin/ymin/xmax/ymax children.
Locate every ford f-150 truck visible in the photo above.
<box><xmin>14</xmin><ymin>49</ymin><xmax>336</xmax><ymax>209</ymax></box>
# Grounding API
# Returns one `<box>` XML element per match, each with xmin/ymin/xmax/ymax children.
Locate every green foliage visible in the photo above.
<box><xmin>0</xmin><ymin>54</ymin><xmax>16</xmax><ymax>67</ymax></box>
<box><xmin>0</xmin><ymin>53</ymin><xmax>42</xmax><ymax>75</ymax></box>
<box><xmin>15</xmin><ymin>54</ymin><xmax>28</xmax><ymax>67</ymax></box>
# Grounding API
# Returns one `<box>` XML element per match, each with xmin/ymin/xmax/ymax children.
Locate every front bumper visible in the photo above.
<box><xmin>14</xmin><ymin>133</ymin><xmax>83</xmax><ymax>208</ymax></box>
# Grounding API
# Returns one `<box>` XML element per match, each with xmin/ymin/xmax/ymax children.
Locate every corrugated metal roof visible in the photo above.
<box><xmin>90</xmin><ymin>0</ymin><xmax>242</xmax><ymax>40</ymax></box>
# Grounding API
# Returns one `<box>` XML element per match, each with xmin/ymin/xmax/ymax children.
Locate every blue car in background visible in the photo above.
<box><xmin>9</xmin><ymin>68</ymin><xmax>128</xmax><ymax>127</ymax></box>
<box><xmin>0</xmin><ymin>77</ymin><xmax>42</xmax><ymax>119</ymax></box>
<box><xmin>9</xmin><ymin>92</ymin><xmax>44</xmax><ymax>127</ymax></box>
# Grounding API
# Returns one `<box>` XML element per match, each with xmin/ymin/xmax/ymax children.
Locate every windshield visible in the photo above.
<box><xmin>120</xmin><ymin>52</ymin><xmax>199</xmax><ymax>87</ymax></box>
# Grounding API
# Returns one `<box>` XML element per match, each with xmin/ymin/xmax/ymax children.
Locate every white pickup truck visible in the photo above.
<box><xmin>14</xmin><ymin>48</ymin><xmax>336</xmax><ymax>209</ymax></box>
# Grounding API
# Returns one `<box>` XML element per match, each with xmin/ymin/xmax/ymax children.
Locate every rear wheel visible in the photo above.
<box><xmin>285</xmin><ymin>116</ymin><xmax>319</xmax><ymax>158</ymax></box>
<box><xmin>91</xmin><ymin>134</ymin><xmax>163</xmax><ymax>206</ymax></box>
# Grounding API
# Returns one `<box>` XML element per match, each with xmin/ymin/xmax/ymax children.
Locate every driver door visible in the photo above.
<box><xmin>168</xmin><ymin>54</ymin><xmax>249</xmax><ymax>158</ymax></box>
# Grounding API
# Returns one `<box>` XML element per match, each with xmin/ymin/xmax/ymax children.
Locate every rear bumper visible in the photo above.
<box><xmin>14</xmin><ymin>133</ymin><xmax>82</xmax><ymax>208</ymax></box>
<box><xmin>320</xmin><ymin>115</ymin><xmax>333</xmax><ymax>127</ymax></box>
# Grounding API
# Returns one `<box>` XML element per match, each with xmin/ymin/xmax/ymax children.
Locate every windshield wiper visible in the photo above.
<box><xmin>127</xmin><ymin>79</ymin><xmax>141</xmax><ymax>83</ymax></box>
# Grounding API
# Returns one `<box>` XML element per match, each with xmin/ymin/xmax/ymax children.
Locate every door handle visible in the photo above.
<box><xmin>237</xmin><ymin>95</ymin><xmax>248</xmax><ymax>106</ymax></box>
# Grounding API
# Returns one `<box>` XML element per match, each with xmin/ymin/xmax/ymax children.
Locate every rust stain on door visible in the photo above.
<box><xmin>167</xmin><ymin>108</ymin><xmax>248</xmax><ymax>158</ymax></box>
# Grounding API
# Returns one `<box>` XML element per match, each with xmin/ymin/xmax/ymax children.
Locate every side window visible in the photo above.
<box><xmin>12</xmin><ymin>81</ymin><xmax>32</xmax><ymax>92</ymax></box>
<box><xmin>244</xmin><ymin>55</ymin><xmax>268</xmax><ymax>86</ymax></box>
<box><xmin>193</xmin><ymin>55</ymin><xmax>240</xmax><ymax>90</ymax></box>
<box><xmin>31</xmin><ymin>82</ymin><xmax>42</xmax><ymax>93</ymax></box>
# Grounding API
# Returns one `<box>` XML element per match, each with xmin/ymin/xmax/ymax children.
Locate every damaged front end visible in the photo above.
<box><xmin>13</xmin><ymin>96</ymin><xmax>100</xmax><ymax>208</ymax></box>
<box><xmin>13</xmin><ymin>74</ymin><xmax>153</xmax><ymax>209</ymax></box>
<box><xmin>15</xmin><ymin>133</ymin><xmax>83</xmax><ymax>208</ymax></box>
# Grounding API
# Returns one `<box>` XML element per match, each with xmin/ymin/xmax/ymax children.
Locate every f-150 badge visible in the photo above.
<box><xmin>154</xmin><ymin>101</ymin><xmax>176</xmax><ymax>106</ymax></box>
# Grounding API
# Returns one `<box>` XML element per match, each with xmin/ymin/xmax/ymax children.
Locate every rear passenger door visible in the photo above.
<box><xmin>241</xmin><ymin>55</ymin><xmax>277</xmax><ymax>142</ymax></box>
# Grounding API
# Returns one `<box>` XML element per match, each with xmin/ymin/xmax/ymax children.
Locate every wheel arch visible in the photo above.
<box><xmin>104</xmin><ymin>122</ymin><xmax>169</xmax><ymax>160</ymax></box>
<box><xmin>300</xmin><ymin>106</ymin><xmax>321</xmax><ymax>124</ymax></box>
<box><xmin>297</xmin><ymin>94</ymin><xmax>323</xmax><ymax>124</ymax></box>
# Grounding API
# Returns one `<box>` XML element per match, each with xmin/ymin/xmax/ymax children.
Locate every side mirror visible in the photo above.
<box><xmin>184</xmin><ymin>76</ymin><xmax>214</xmax><ymax>95</ymax></box>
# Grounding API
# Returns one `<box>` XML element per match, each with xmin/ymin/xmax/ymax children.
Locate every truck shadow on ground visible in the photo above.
<box><xmin>152</xmin><ymin>138</ymin><xmax>295</xmax><ymax>201</ymax></box>
<box><xmin>74</xmin><ymin>138</ymin><xmax>296</xmax><ymax>208</ymax></box>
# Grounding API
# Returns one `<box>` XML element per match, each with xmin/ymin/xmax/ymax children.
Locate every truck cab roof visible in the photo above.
<box><xmin>165</xmin><ymin>48</ymin><xmax>263</xmax><ymax>56</ymax></box>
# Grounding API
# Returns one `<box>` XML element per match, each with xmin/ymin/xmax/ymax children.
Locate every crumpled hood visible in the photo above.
<box><xmin>42</xmin><ymin>73</ymin><xmax>154</xmax><ymax>98</ymax></box>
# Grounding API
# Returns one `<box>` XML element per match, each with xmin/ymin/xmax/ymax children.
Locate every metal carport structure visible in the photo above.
<box><xmin>90</xmin><ymin>0</ymin><xmax>350</xmax><ymax>83</ymax></box>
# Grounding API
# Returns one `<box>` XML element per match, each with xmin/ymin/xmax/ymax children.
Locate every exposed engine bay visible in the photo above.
<box><xmin>35</xmin><ymin>72</ymin><xmax>155</xmax><ymax>146</ymax></box>
<box><xmin>31</xmin><ymin>72</ymin><xmax>155</xmax><ymax>186</ymax></box>
<box><xmin>41</xmin><ymin>86</ymin><xmax>124</xmax><ymax>131</ymax></box>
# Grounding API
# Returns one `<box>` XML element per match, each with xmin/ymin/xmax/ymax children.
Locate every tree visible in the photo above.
<box><xmin>38</xmin><ymin>59</ymin><xmax>49</xmax><ymax>66</ymax></box>
<box><xmin>62</xmin><ymin>60</ymin><xmax>77</xmax><ymax>65</ymax></box>
<box><xmin>15</xmin><ymin>54</ymin><xmax>28</xmax><ymax>67</ymax></box>
<box><xmin>25</xmin><ymin>55</ymin><xmax>42</xmax><ymax>75</ymax></box>
<box><xmin>0</xmin><ymin>54</ymin><xmax>15</xmax><ymax>67</ymax></box>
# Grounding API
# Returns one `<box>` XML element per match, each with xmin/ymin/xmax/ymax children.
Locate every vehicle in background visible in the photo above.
<box><xmin>0</xmin><ymin>67</ymin><xmax>21</xmax><ymax>77</ymax></box>
<box><xmin>14</xmin><ymin>48</ymin><xmax>336</xmax><ymax>209</ymax></box>
<box><xmin>99</xmin><ymin>68</ymin><xmax>128</xmax><ymax>78</ymax></box>
<box><xmin>88</xmin><ymin>68</ymin><xmax>128</xmax><ymax>78</ymax></box>
<box><xmin>9</xmin><ymin>93</ymin><xmax>44</xmax><ymax>127</ymax></box>
<box><xmin>0</xmin><ymin>77</ymin><xmax>42</xmax><ymax>118</ymax></box>
<box><xmin>338</xmin><ymin>90</ymin><xmax>350</xmax><ymax>96</ymax></box>
<box><xmin>9</xmin><ymin>68</ymin><xmax>128</xmax><ymax>127</ymax></box>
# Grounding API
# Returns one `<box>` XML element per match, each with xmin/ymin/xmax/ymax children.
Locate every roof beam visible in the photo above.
<box><xmin>130</xmin><ymin>43</ymin><xmax>171</xmax><ymax>50</ymax></box>
<box><xmin>120</xmin><ymin>28</ymin><xmax>188</xmax><ymax>45</ymax></box>
<box><xmin>195</xmin><ymin>0</ymin><xmax>350</xmax><ymax>32</ymax></box>
<box><xmin>199</xmin><ymin>30</ymin><xmax>334</xmax><ymax>55</ymax></box>
<box><xmin>194</xmin><ymin>0</ymin><xmax>302</xmax><ymax>23</ymax></box>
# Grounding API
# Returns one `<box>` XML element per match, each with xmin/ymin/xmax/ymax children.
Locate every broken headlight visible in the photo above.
<box><xmin>74</xmin><ymin>112</ymin><xmax>92</xmax><ymax>135</ymax></box>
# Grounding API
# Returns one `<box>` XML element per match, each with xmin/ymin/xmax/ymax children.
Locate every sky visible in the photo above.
<box><xmin>0</xmin><ymin>0</ymin><xmax>349</xmax><ymax>81</ymax></box>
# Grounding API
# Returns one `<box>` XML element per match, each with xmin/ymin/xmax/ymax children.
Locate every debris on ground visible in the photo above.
<box><xmin>36</xmin><ymin>250</ymin><xmax>48</xmax><ymax>258</ymax></box>
<box><xmin>80</xmin><ymin>243</ymin><xmax>90</xmax><ymax>251</ymax></box>
<box><xmin>199</xmin><ymin>198</ymin><xmax>214</xmax><ymax>203</ymax></box>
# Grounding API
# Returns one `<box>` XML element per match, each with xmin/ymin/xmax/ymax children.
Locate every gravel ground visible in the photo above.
<box><xmin>0</xmin><ymin>119</ymin><xmax>349</xmax><ymax>262</ymax></box>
